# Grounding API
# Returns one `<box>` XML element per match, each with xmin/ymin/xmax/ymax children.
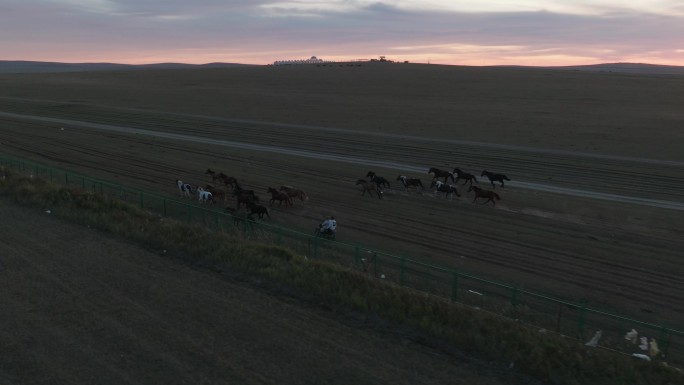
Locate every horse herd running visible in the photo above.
<box><xmin>175</xmin><ymin>166</ymin><xmax>511</xmax><ymax>223</ymax></box>
<box><xmin>359</xmin><ymin>168</ymin><xmax>511</xmax><ymax>206</ymax></box>
<box><xmin>175</xmin><ymin>168</ymin><xmax>309</xmax><ymax>221</ymax></box>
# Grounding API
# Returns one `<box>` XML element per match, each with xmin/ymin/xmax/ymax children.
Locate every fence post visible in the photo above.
<box><xmin>451</xmin><ymin>271</ymin><xmax>458</xmax><ymax>302</ymax></box>
<box><xmin>556</xmin><ymin>302</ymin><xmax>564</xmax><ymax>333</ymax></box>
<box><xmin>400</xmin><ymin>256</ymin><xmax>405</xmax><ymax>286</ymax></box>
<box><xmin>511</xmin><ymin>286</ymin><xmax>519</xmax><ymax>308</ymax></box>
<box><xmin>373</xmin><ymin>253</ymin><xmax>378</xmax><ymax>277</ymax></box>
<box><xmin>313</xmin><ymin>236</ymin><xmax>319</xmax><ymax>257</ymax></box>
<box><xmin>577</xmin><ymin>299</ymin><xmax>587</xmax><ymax>340</ymax></box>
<box><xmin>659</xmin><ymin>323</ymin><xmax>670</xmax><ymax>358</ymax></box>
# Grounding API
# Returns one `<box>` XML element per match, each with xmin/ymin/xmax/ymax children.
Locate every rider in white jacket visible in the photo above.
<box><xmin>319</xmin><ymin>216</ymin><xmax>337</xmax><ymax>235</ymax></box>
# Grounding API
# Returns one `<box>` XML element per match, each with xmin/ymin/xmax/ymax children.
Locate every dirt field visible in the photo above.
<box><xmin>0</xmin><ymin>63</ymin><xmax>683</xmax><ymax>330</ymax></box>
<box><xmin>1</xmin><ymin>199</ymin><xmax>539</xmax><ymax>385</ymax></box>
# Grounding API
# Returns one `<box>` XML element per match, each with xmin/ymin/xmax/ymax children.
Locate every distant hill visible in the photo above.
<box><xmin>2</xmin><ymin>60</ymin><xmax>683</xmax><ymax>76</ymax></box>
<box><xmin>551</xmin><ymin>62</ymin><xmax>684</xmax><ymax>75</ymax></box>
<box><xmin>0</xmin><ymin>61</ymin><xmax>250</xmax><ymax>74</ymax></box>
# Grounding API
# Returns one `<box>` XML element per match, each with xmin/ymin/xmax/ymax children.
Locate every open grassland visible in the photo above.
<box><xmin>2</xmin><ymin>171</ymin><xmax>683</xmax><ymax>385</ymax></box>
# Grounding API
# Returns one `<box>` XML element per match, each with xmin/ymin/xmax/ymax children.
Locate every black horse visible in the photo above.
<box><xmin>468</xmin><ymin>186</ymin><xmax>501</xmax><ymax>205</ymax></box>
<box><xmin>481</xmin><ymin>170</ymin><xmax>510</xmax><ymax>188</ymax></box>
<box><xmin>246</xmin><ymin>201</ymin><xmax>270</xmax><ymax>219</ymax></box>
<box><xmin>233</xmin><ymin>183</ymin><xmax>259</xmax><ymax>208</ymax></box>
<box><xmin>396</xmin><ymin>175</ymin><xmax>423</xmax><ymax>191</ymax></box>
<box><xmin>366</xmin><ymin>171</ymin><xmax>391</xmax><ymax>189</ymax></box>
<box><xmin>428</xmin><ymin>167</ymin><xmax>455</xmax><ymax>183</ymax></box>
<box><xmin>430</xmin><ymin>180</ymin><xmax>460</xmax><ymax>199</ymax></box>
<box><xmin>452</xmin><ymin>168</ymin><xmax>478</xmax><ymax>186</ymax></box>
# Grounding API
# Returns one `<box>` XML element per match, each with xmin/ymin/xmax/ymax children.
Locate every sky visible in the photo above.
<box><xmin>2</xmin><ymin>0</ymin><xmax>683</xmax><ymax>66</ymax></box>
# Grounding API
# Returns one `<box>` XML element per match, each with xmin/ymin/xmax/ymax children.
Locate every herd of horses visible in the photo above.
<box><xmin>357</xmin><ymin>168</ymin><xmax>509</xmax><ymax>206</ymax></box>
<box><xmin>175</xmin><ymin>169</ymin><xmax>309</xmax><ymax>220</ymax></box>
<box><xmin>175</xmin><ymin>166</ymin><xmax>511</xmax><ymax>223</ymax></box>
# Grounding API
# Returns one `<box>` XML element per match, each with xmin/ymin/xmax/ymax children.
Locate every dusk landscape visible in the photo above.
<box><xmin>1</xmin><ymin>1</ymin><xmax>684</xmax><ymax>385</ymax></box>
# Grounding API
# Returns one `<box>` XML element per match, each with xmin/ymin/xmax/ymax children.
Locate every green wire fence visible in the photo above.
<box><xmin>1</xmin><ymin>153</ymin><xmax>682</xmax><ymax>365</ymax></box>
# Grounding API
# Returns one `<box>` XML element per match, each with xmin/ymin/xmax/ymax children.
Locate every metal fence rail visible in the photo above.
<box><xmin>1</xmin><ymin>153</ymin><xmax>682</xmax><ymax>364</ymax></box>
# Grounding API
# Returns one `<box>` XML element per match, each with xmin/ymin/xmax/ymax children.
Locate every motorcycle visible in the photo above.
<box><xmin>314</xmin><ymin>224</ymin><xmax>336</xmax><ymax>240</ymax></box>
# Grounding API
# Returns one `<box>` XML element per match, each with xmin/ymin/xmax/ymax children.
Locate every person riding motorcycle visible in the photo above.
<box><xmin>318</xmin><ymin>216</ymin><xmax>337</xmax><ymax>237</ymax></box>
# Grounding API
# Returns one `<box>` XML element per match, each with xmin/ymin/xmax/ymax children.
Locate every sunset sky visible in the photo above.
<box><xmin>2</xmin><ymin>0</ymin><xmax>683</xmax><ymax>66</ymax></box>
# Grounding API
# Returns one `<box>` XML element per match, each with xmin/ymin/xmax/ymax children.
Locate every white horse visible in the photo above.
<box><xmin>176</xmin><ymin>179</ymin><xmax>194</xmax><ymax>198</ymax></box>
<box><xmin>197</xmin><ymin>187</ymin><xmax>214</xmax><ymax>204</ymax></box>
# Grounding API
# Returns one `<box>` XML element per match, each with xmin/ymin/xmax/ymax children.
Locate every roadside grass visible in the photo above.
<box><xmin>1</xmin><ymin>169</ymin><xmax>681</xmax><ymax>385</ymax></box>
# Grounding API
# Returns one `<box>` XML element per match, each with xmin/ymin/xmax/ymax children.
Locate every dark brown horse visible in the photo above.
<box><xmin>366</xmin><ymin>171</ymin><xmax>391</xmax><ymax>189</ymax></box>
<box><xmin>468</xmin><ymin>186</ymin><xmax>501</xmax><ymax>206</ymax></box>
<box><xmin>280</xmin><ymin>185</ymin><xmax>308</xmax><ymax>202</ymax></box>
<box><xmin>205</xmin><ymin>168</ymin><xmax>223</xmax><ymax>185</ymax></box>
<box><xmin>356</xmin><ymin>179</ymin><xmax>383</xmax><ymax>199</ymax></box>
<box><xmin>233</xmin><ymin>183</ymin><xmax>259</xmax><ymax>208</ymax></box>
<box><xmin>452</xmin><ymin>168</ymin><xmax>478</xmax><ymax>186</ymax></box>
<box><xmin>224</xmin><ymin>206</ymin><xmax>254</xmax><ymax>228</ymax></box>
<box><xmin>267</xmin><ymin>187</ymin><xmax>293</xmax><ymax>207</ymax></box>
<box><xmin>428</xmin><ymin>167</ymin><xmax>455</xmax><ymax>183</ymax></box>
<box><xmin>396</xmin><ymin>175</ymin><xmax>423</xmax><ymax>191</ymax></box>
<box><xmin>218</xmin><ymin>173</ymin><xmax>238</xmax><ymax>189</ymax></box>
<box><xmin>481</xmin><ymin>170</ymin><xmax>510</xmax><ymax>188</ymax></box>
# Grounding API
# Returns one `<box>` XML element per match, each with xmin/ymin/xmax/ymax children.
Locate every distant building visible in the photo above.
<box><xmin>273</xmin><ymin>56</ymin><xmax>333</xmax><ymax>65</ymax></box>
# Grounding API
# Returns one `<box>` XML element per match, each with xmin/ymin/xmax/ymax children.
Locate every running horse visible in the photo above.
<box><xmin>218</xmin><ymin>174</ymin><xmax>238</xmax><ymax>189</ymax></box>
<box><xmin>468</xmin><ymin>186</ymin><xmax>501</xmax><ymax>206</ymax></box>
<box><xmin>430</xmin><ymin>180</ymin><xmax>460</xmax><ymax>199</ymax></box>
<box><xmin>366</xmin><ymin>171</ymin><xmax>391</xmax><ymax>189</ymax></box>
<box><xmin>280</xmin><ymin>185</ymin><xmax>308</xmax><ymax>202</ymax></box>
<box><xmin>202</xmin><ymin>185</ymin><xmax>228</xmax><ymax>205</ymax></box>
<box><xmin>356</xmin><ymin>179</ymin><xmax>383</xmax><ymax>199</ymax></box>
<box><xmin>267</xmin><ymin>187</ymin><xmax>293</xmax><ymax>207</ymax></box>
<box><xmin>428</xmin><ymin>167</ymin><xmax>455</xmax><ymax>183</ymax></box>
<box><xmin>205</xmin><ymin>168</ymin><xmax>222</xmax><ymax>185</ymax></box>
<box><xmin>196</xmin><ymin>187</ymin><xmax>215</xmax><ymax>204</ymax></box>
<box><xmin>246</xmin><ymin>202</ymin><xmax>270</xmax><ymax>219</ymax></box>
<box><xmin>452</xmin><ymin>168</ymin><xmax>478</xmax><ymax>186</ymax></box>
<box><xmin>396</xmin><ymin>175</ymin><xmax>424</xmax><ymax>191</ymax></box>
<box><xmin>176</xmin><ymin>180</ymin><xmax>194</xmax><ymax>198</ymax></box>
<box><xmin>233</xmin><ymin>183</ymin><xmax>259</xmax><ymax>208</ymax></box>
<box><xmin>481</xmin><ymin>170</ymin><xmax>511</xmax><ymax>188</ymax></box>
